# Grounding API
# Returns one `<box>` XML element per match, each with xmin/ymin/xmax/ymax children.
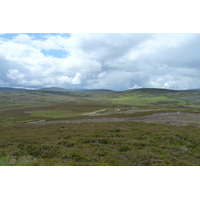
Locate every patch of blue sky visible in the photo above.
<box><xmin>28</xmin><ymin>33</ymin><xmax>70</xmax><ymax>40</ymax></box>
<box><xmin>0</xmin><ymin>33</ymin><xmax>20</xmax><ymax>39</ymax></box>
<box><xmin>0</xmin><ymin>33</ymin><xmax>71</xmax><ymax>40</ymax></box>
<box><xmin>41</xmin><ymin>49</ymin><xmax>68</xmax><ymax>58</ymax></box>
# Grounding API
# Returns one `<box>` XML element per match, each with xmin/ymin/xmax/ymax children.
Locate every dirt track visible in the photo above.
<box><xmin>23</xmin><ymin>112</ymin><xmax>200</xmax><ymax>127</ymax></box>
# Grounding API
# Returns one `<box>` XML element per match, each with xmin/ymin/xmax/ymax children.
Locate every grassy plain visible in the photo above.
<box><xmin>0</xmin><ymin>87</ymin><xmax>200</xmax><ymax>166</ymax></box>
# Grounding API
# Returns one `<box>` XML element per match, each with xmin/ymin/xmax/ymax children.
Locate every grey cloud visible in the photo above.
<box><xmin>0</xmin><ymin>56</ymin><xmax>27</xmax><ymax>86</ymax></box>
<box><xmin>73</xmin><ymin>33</ymin><xmax>154</xmax><ymax>61</ymax></box>
<box><xmin>0</xmin><ymin>33</ymin><xmax>200</xmax><ymax>90</ymax></box>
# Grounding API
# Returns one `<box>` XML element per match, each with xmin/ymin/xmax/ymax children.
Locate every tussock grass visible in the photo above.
<box><xmin>1</xmin><ymin>88</ymin><xmax>200</xmax><ymax>165</ymax></box>
<box><xmin>0</xmin><ymin>121</ymin><xmax>200</xmax><ymax>166</ymax></box>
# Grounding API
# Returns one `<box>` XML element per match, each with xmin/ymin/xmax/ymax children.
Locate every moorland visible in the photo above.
<box><xmin>1</xmin><ymin>87</ymin><xmax>200</xmax><ymax>166</ymax></box>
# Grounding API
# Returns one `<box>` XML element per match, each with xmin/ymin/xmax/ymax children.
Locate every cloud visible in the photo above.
<box><xmin>13</xmin><ymin>34</ymin><xmax>32</xmax><ymax>44</ymax></box>
<box><xmin>6</xmin><ymin>69</ymin><xmax>25</xmax><ymax>79</ymax></box>
<box><xmin>98</xmin><ymin>71</ymin><xmax>106</xmax><ymax>78</ymax></box>
<box><xmin>0</xmin><ymin>33</ymin><xmax>200</xmax><ymax>90</ymax></box>
<box><xmin>58</xmin><ymin>72</ymin><xmax>82</xmax><ymax>85</ymax></box>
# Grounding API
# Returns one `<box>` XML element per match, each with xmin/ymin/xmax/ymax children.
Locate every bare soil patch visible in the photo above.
<box><xmin>22</xmin><ymin>112</ymin><xmax>200</xmax><ymax>127</ymax></box>
<box><xmin>135</xmin><ymin>112</ymin><xmax>200</xmax><ymax>126</ymax></box>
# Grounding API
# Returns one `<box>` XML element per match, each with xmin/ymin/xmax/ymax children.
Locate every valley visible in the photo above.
<box><xmin>0</xmin><ymin>87</ymin><xmax>200</xmax><ymax>166</ymax></box>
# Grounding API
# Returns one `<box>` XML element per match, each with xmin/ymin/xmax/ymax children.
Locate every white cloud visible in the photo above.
<box><xmin>6</xmin><ymin>69</ymin><xmax>25</xmax><ymax>79</ymax></box>
<box><xmin>1</xmin><ymin>33</ymin><xmax>200</xmax><ymax>90</ymax></box>
<box><xmin>58</xmin><ymin>72</ymin><xmax>82</xmax><ymax>85</ymax></box>
<box><xmin>62</xmin><ymin>56</ymin><xmax>102</xmax><ymax>72</ymax></box>
<box><xmin>128</xmin><ymin>84</ymin><xmax>142</xmax><ymax>90</ymax></box>
<box><xmin>98</xmin><ymin>71</ymin><xmax>106</xmax><ymax>78</ymax></box>
<box><xmin>13</xmin><ymin>34</ymin><xmax>32</xmax><ymax>44</ymax></box>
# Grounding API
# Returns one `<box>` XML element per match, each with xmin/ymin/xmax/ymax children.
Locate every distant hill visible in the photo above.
<box><xmin>82</xmin><ymin>89</ymin><xmax>114</xmax><ymax>93</ymax></box>
<box><xmin>1</xmin><ymin>87</ymin><xmax>200</xmax><ymax>95</ymax></box>
<box><xmin>119</xmin><ymin>88</ymin><xmax>177</xmax><ymax>95</ymax></box>
<box><xmin>0</xmin><ymin>87</ymin><xmax>30</xmax><ymax>92</ymax></box>
<box><xmin>189</xmin><ymin>89</ymin><xmax>200</xmax><ymax>91</ymax></box>
<box><xmin>39</xmin><ymin>87</ymin><xmax>70</xmax><ymax>92</ymax></box>
<box><xmin>1</xmin><ymin>87</ymin><xmax>200</xmax><ymax>107</ymax></box>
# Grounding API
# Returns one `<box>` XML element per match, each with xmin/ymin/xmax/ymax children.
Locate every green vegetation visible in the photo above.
<box><xmin>112</xmin><ymin>95</ymin><xmax>186</xmax><ymax>106</ymax></box>
<box><xmin>1</xmin><ymin>121</ymin><xmax>200</xmax><ymax>166</ymax></box>
<box><xmin>0</xmin><ymin>87</ymin><xmax>200</xmax><ymax>166</ymax></box>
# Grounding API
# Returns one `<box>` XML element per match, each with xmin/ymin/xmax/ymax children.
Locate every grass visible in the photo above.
<box><xmin>1</xmin><ymin>88</ymin><xmax>200</xmax><ymax>166</ymax></box>
<box><xmin>0</xmin><ymin>121</ymin><xmax>200</xmax><ymax>166</ymax></box>
<box><xmin>111</xmin><ymin>95</ymin><xmax>187</xmax><ymax>106</ymax></box>
<box><xmin>30</xmin><ymin>110</ymin><xmax>74</xmax><ymax>118</ymax></box>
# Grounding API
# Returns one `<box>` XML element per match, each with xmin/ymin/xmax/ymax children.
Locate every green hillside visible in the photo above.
<box><xmin>1</xmin><ymin>87</ymin><xmax>200</xmax><ymax>166</ymax></box>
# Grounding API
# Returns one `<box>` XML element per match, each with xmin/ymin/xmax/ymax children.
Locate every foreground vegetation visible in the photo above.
<box><xmin>1</xmin><ymin>121</ymin><xmax>200</xmax><ymax>166</ymax></box>
<box><xmin>0</xmin><ymin>87</ymin><xmax>200</xmax><ymax>166</ymax></box>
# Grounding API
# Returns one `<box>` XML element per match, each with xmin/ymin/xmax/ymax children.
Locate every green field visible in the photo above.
<box><xmin>1</xmin><ymin>87</ymin><xmax>200</xmax><ymax>165</ymax></box>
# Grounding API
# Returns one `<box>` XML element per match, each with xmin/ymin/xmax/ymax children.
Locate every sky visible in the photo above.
<box><xmin>0</xmin><ymin>33</ymin><xmax>200</xmax><ymax>91</ymax></box>
<box><xmin>1</xmin><ymin>1</ymin><xmax>200</xmax><ymax>199</ymax></box>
